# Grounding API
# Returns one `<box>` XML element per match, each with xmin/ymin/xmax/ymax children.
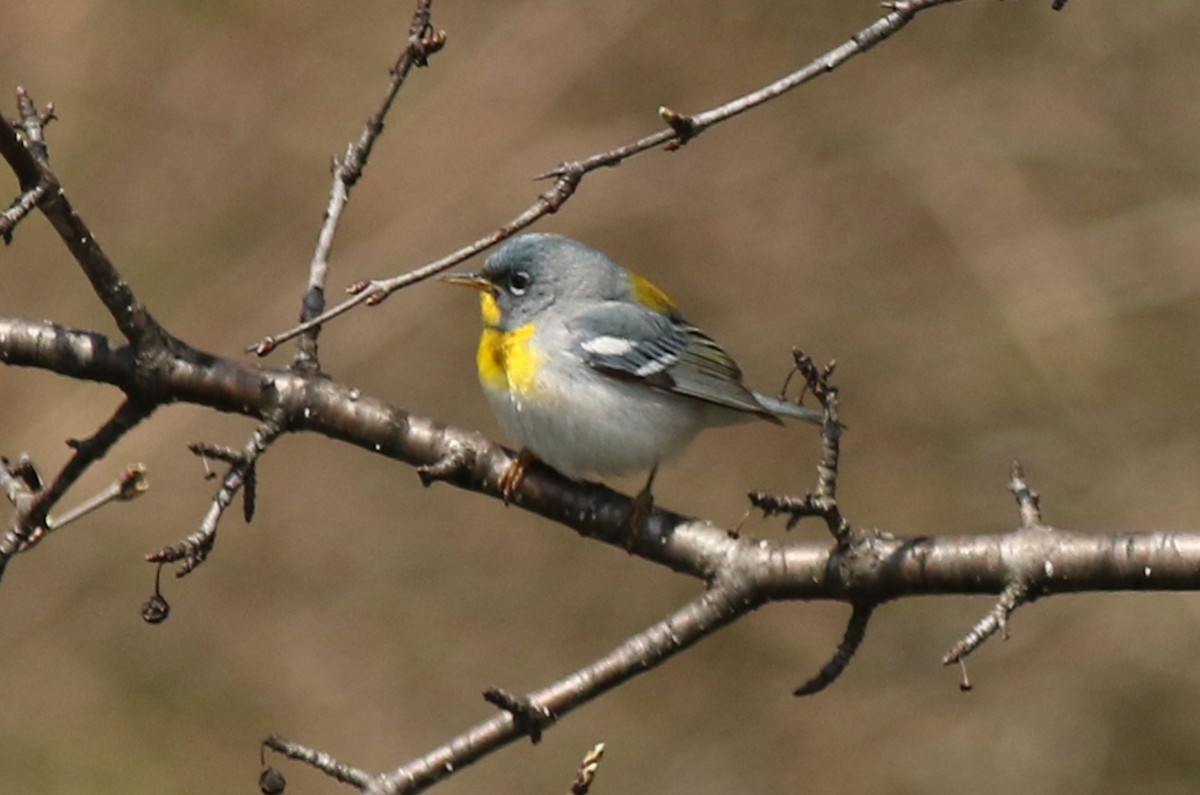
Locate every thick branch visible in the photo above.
<box><xmin>5</xmin><ymin>316</ymin><xmax>1199</xmax><ymax>598</ymax></box>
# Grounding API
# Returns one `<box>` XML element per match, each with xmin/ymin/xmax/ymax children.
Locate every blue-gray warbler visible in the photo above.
<box><xmin>445</xmin><ymin>233</ymin><xmax>822</xmax><ymax>497</ymax></box>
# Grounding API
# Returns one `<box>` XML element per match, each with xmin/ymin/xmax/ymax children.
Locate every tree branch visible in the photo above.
<box><xmin>292</xmin><ymin>0</ymin><xmax>444</xmax><ymax>373</ymax></box>
<box><xmin>250</xmin><ymin>0</ymin><xmax>1018</xmax><ymax>355</ymax></box>
<box><xmin>5</xmin><ymin>314</ymin><xmax>1200</xmax><ymax>595</ymax></box>
<box><xmin>1</xmin><ymin>91</ymin><xmax>175</xmax><ymax>349</ymax></box>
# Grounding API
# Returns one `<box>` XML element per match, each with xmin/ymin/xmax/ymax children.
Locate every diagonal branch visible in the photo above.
<box><xmin>146</xmin><ymin>420</ymin><xmax>284</xmax><ymax>578</ymax></box>
<box><xmin>271</xmin><ymin>584</ymin><xmax>760</xmax><ymax>795</ymax></box>
<box><xmin>251</xmin><ymin>0</ymin><xmax>1035</xmax><ymax>355</ymax></box>
<box><xmin>0</xmin><ymin>398</ymin><xmax>154</xmax><ymax>580</ymax></box>
<box><xmin>0</xmin><ymin>91</ymin><xmax>175</xmax><ymax>349</ymax></box>
<box><xmin>20</xmin><ymin>398</ymin><xmax>154</xmax><ymax>532</ymax></box>
<box><xmin>292</xmin><ymin>0</ymin><xmax>444</xmax><ymax>373</ymax></box>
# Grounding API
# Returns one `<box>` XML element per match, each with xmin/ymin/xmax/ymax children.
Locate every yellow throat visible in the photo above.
<box><xmin>476</xmin><ymin>292</ymin><xmax>540</xmax><ymax>394</ymax></box>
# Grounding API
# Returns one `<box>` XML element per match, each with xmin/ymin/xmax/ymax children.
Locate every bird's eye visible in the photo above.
<box><xmin>508</xmin><ymin>270</ymin><xmax>531</xmax><ymax>295</ymax></box>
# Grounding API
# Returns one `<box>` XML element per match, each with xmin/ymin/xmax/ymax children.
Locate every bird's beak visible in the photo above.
<box><xmin>441</xmin><ymin>272</ymin><xmax>493</xmax><ymax>293</ymax></box>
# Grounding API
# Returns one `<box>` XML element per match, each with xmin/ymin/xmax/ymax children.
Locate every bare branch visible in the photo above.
<box><xmin>36</xmin><ymin>463</ymin><xmax>147</xmax><ymax>535</ymax></box>
<box><xmin>749</xmin><ymin>351</ymin><xmax>850</xmax><ymax>540</ymax></box>
<box><xmin>0</xmin><ymin>398</ymin><xmax>153</xmax><ymax>580</ymax></box>
<box><xmin>943</xmin><ymin>579</ymin><xmax>1031</xmax><ymax>666</ymax></box>
<box><xmin>0</xmin><ymin>92</ymin><xmax>175</xmax><ymax>348</ymax></box>
<box><xmin>943</xmin><ymin>465</ymin><xmax>1056</xmax><ymax>668</ymax></box>
<box><xmin>263</xmin><ymin>735</ymin><xmax>373</xmax><ymax>790</ymax></box>
<box><xmin>0</xmin><ymin>89</ymin><xmax>54</xmax><ymax>243</ymax></box>
<box><xmin>794</xmin><ymin>603</ymin><xmax>875</xmax><ymax>697</ymax></box>
<box><xmin>0</xmin><ymin>178</ymin><xmax>47</xmax><ymax>244</ymax></box>
<box><xmin>146</xmin><ymin>420</ymin><xmax>283</xmax><ymax>578</ymax></box>
<box><xmin>5</xmin><ymin>315</ymin><xmax>1200</xmax><ymax>597</ymax></box>
<box><xmin>362</xmin><ymin>586</ymin><xmax>753</xmax><ymax>795</ymax></box>
<box><xmin>0</xmin><ymin>89</ymin><xmax>44</xmax><ymax>188</ymax></box>
<box><xmin>292</xmin><ymin>0</ymin><xmax>444</xmax><ymax>372</ymax></box>
<box><xmin>18</xmin><ymin>398</ymin><xmax>153</xmax><ymax>532</ymax></box>
<box><xmin>250</xmin><ymin>0</ymin><xmax>1016</xmax><ymax>354</ymax></box>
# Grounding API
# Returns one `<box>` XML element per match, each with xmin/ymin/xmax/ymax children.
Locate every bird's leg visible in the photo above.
<box><xmin>498</xmin><ymin>449</ymin><xmax>536</xmax><ymax>505</ymax></box>
<box><xmin>624</xmin><ymin>464</ymin><xmax>658</xmax><ymax>552</ymax></box>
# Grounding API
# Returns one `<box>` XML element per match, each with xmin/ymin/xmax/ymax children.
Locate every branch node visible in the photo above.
<box><xmin>416</xmin><ymin>443</ymin><xmax>474</xmax><ymax>487</ymax></box>
<box><xmin>538</xmin><ymin>168</ymin><xmax>583</xmax><ymax>214</ymax></box>
<box><xmin>482</xmin><ymin>687</ymin><xmax>555</xmax><ymax>744</ymax></box>
<box><xmin>4</xmin><ymin>453</ymin><xmax>43</xmax><ymax>494</ymax></box>
<box><xmin>659</xmin><ymin>105</ymin><xmax>697</xmax><ymax>150</ymax></box>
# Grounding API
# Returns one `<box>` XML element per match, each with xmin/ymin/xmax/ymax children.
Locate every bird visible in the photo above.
<box><xmin>444</xmin><ymin>232</ymin><xmax>822</xmax><ymax>502</ymax></box>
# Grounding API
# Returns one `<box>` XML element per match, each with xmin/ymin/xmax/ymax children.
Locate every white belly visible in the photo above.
<box><xmin>482</xmin><ymin>367</ymin><xmax>733</xmax><ymax>480</ymax></box>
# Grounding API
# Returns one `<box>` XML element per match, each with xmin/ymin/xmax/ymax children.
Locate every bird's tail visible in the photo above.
<box><xmin>751</xmin><ymin>391</ymin><xmax>824</xmax><ymax>425</ymax></box>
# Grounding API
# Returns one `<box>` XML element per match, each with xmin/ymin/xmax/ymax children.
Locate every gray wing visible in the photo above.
<box><xmin>569</xmin><ymin>302</ymin><xmax>780</xmax><ymax>421</ymax></box>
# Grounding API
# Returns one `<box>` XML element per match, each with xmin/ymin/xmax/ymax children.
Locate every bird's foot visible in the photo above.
<box><xmin>623</xmin><ymin>466</ymin><xmax>658</xmax><ymax>553</ymax></box>
<box><xmin>498</xmin><ymin>449</ymin><xmax>536</xmax><ymax>505</ymax></box>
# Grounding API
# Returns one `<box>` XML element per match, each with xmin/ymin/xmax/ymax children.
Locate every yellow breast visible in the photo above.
<box><xmin>476</xmin><ymin>293</ymin><xmax>541</xmax><ymax>394</ymax></box>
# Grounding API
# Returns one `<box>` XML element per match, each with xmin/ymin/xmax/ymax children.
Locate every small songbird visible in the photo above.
<box><xmin>445</xmin><ymin>233</ymin><xmax>821</xmax><ymax>497</ymax></box>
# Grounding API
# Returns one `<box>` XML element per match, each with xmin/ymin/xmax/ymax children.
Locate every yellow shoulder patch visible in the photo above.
<box><xmin>629</xmin><ymin>271</ymin><xmax>680</xmax><ymax>317</ymax></box>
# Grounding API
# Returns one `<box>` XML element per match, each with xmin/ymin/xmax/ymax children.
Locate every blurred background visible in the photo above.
<box><xmin>3</xmin><ymin>1</ymin><xmax>1200</xmax><ymax>793</ymax></box>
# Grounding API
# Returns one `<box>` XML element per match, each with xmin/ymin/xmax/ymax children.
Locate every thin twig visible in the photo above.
<box><xmin>942</xmin><ymin>579</ymin><xmax>1030</xmax><ymax>666</ymax></box>
<box><xmin>292</xmin><ymin>0</ymin><xmax>444</xmax><ymax>372</ymax></box>
<box><xmin>0</xmin><ymin>400</ymin><xmax>154</xmax><ymax>580</ymax></box>
<box><xmin>794</xmin><ymin>603</ymin><xmax>875</xmax><ymax>696</ymax></box>
<box><xmin>250</xmin><ymin>0</ymin><xmax>982</xmax><ymax>355</ymax></box>
<box><xmin>13</xmin><ymin>86</ymin><xmax>52</xmax><ymax>165</ymax></box>
<box><xmin>0</xmin><ymin>179</ymin><xmax>48</xmax><ymax>243</ymax></box>
<box><xmin>1009</xmin><ymin>461</ymin><xmax>1044</xmax><ymax>528</ymax></box>
<box><xmin>748</xmin><ymin>351</ymin><xmax>850</xmax><ymax>540</ymax></box>
<box><xmin>341</xmin><ymin>586</ymin><xmax>756</xmax><ymax>795</ymax></box>
<box><xmin>0</xmin><ymin>91</ymin><xmax>175</xmax><ymax>348</ymax></box>
<box><xmin>263</xmin><ymin>735</ymin><xmax>374</xmax><ymax>789</ymax></box>
<box><xmin>19</xmin><ymin>399</ymin><xmax>154</xmax><ymax>534</ymax></box>
<box><xmin>146</xmin><ymin>420</ymin><xmax>283</xmax><ymax>577</ymax></box>
<box><xmin>38</xmin><ymin>463</ymin><xmax>147</xmax><ymax>537</ymax></box>
<box><xmin>941</xmin><ymin>464</ymin><xmax>1054</xmax><ymax>669</ymax></box>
